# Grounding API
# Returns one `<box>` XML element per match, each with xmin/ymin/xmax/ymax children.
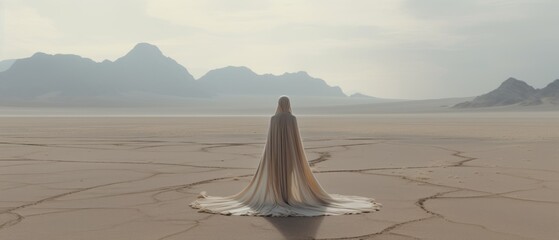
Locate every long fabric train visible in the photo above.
<box><xmin>190</xmin><ymin>96</ymin><xmax>381</xmax><ymax>217</ymax></box>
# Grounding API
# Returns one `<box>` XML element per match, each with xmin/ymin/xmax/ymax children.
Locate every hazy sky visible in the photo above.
<box><xmin>1</xmin><ymin>0</ymin><xmax>558</xmax><ymax>99</ymax></box>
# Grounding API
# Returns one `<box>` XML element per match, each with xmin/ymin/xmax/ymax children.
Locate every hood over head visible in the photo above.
<box><xmin>275</xmin><ymin>95</ymin><xmax>292</xmax><ymax>114</ymax></box>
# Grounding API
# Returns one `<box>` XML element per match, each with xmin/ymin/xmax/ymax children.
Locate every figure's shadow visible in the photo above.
<box><xmin>264</xmin><ymin>216</ymin><xmax>325</xmax><ymax>239</ymax></box>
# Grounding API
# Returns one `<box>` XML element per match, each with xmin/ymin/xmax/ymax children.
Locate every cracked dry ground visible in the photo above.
<box><xmin>0</xmin><ymin>115</ymin><xmax>557</xmax><ymax>240</ymax></box>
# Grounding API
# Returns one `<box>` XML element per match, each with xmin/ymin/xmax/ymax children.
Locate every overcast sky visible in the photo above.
<box><xmin>1</xmin><ymin>0</ymin><xmax>557</xmax><ymax>99</ymax></box>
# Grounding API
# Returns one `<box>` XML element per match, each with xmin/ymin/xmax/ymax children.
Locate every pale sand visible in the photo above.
<box><xmin>0</xmin><ymin>114</ymin><xmax>557</xmax><ymax>239</ymax></box>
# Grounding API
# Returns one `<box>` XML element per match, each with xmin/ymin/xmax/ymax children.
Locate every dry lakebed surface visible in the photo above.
<box><xmin>0</xmin><ymin>113</ymin><xmax>557</xmax><ymax>239</ymax></box>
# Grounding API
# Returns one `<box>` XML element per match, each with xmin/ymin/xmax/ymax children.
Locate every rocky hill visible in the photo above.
<box><xmin>453</xmin><ymin>78</ymin><xmax>558</xmax><ymax>108</ymax></box>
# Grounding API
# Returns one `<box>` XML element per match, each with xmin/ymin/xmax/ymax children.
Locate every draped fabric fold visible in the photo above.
<box><xmin>190</xmin><ymin>96</ymin><xmax>381</xmax><ymax>217</ymax></box>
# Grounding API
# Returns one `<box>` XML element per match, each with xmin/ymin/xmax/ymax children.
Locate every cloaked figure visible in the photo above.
<box><xmin>190</xmin><ymin>96</ymin><xmax>381</xmax><ymax>216</ymax></box>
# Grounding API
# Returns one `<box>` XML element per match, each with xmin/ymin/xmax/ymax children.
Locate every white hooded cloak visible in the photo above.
<box><xmin>190</xmin><ymin>96</ymin><xmax>381</xmax><ymax>217</ymax></box>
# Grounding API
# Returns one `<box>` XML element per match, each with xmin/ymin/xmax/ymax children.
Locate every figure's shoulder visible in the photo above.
<box><xmin>272</xmin><ymin>112</ymin><xmax>295</xmax><ymax>119</ymax></box>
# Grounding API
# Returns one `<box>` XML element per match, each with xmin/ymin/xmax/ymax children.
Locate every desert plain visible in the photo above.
<box><xmin>0</xmin><ymin>113</ymin><xmax>557</xmax><ymax>240</ymax></box>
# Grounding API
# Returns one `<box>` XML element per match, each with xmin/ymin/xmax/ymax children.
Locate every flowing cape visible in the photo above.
<box><xmin>190</xmin><ymin>113</ymin><xmax>381</xmax><ymax>216</ymax></box>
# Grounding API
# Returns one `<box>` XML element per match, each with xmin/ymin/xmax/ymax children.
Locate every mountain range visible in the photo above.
<box><xmin>0</xmin><ymin>43</ymin><xmax>349</xmax><ymax>104</ymax></box>
<box><xmin>1</xmin><ymin>43</ymin><xmax>556</xmax><ymax>111</ymax></box>
<box><xmin>453</xmin><ymin>78</ymin><xmax>559</xmax><ymax>108</ymax></box>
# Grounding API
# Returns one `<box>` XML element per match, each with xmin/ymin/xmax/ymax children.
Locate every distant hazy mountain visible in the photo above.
<box><xmin>0</xmin><ymin>59</ymin><xmax>16</xmax><ymax>72</ymax></box>
<box><xmin>0</xmin><ymin>43</ymin><xmax>209</xmax><ymax>102</ymax></box>
<box><xmin>349</xmin><ymin>92</ymin><xmax>376</xmax><ymax>99</ymax></box>
<box><xmin>197</xmin><ymin>66</ymin><xmax>345</xmax><ymax>97</ymax></box>
<box><xmin>537</xmin><ymin>79</ymin><xmax>559</xmax><ymax>104</ymax></box>
<box><xmin>454</xmin><ymin>78</ymin><xmax>558</xmax><ymax>108</ymax></box>
<box><xmin>108</xmin><ymin>43</ymin><xmax>207</xmax><ymax>97</ymax></box>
